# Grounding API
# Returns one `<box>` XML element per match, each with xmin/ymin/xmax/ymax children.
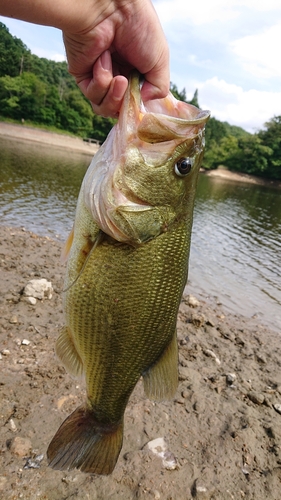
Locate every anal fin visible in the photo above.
<box><xmin>47</xmin><ymin>406</ymin><xmax>123</xmax><ymax>475</ymax></box>
<box><xmin>142</xmin><ymin>330</ymin><xmax>178</xmax><ymax>401</ymax></box>
<box><xmin>55</xmin><ymin>326</ymin><xmax>84</xmax><ymax>377</ymax></box>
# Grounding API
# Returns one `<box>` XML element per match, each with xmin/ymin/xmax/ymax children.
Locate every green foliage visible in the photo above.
<box><xmin>0</xmin><ymin>23</ymin><xmax>96</xmax><ymax>136</ymax></box>
<box><xmin>0</xmin><ymin>22</ymin><xmax>28</xmax><ymax>77</ymax></box>
<box><xmin>169</xmin><ymin>82</ymin><xmax>199</xmax><ymax>106</ymax></box>
<box><xmin>89</xmin><ymin>115</ymin><xmax>117</xmax><ymax>143</ymax></box>
<box><xmin>257</xmin><ymin>116</ymin><xmax>281</xmax><ymax>179</ymax></box>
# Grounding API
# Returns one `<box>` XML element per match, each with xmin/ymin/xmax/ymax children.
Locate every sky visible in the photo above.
<box><xmin>1</xmin><ymin>0</ymin><xmax>281</xmax><ymax>132</ymax></box>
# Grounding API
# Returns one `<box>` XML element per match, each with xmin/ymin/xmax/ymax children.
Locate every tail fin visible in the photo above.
<box><xmin>47</xmin><ymin>406</ymin><xmax>123</xmax><ymax>475</ymax></box>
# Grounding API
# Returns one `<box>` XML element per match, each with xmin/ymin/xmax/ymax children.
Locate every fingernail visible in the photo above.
<box><xmin>100</xmin><ymin>50</ymin><xmax>112</xmax><ymax>72</ymax></box>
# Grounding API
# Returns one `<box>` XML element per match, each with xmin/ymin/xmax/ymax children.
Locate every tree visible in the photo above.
<box><xmin>0</xmin><ymin>22</ymin><xmax>28</xmax><ymax>78</ymax></box>
<box><xmin>258</xmin><ymin>116</ymin><xmax>281</xmax><ymax>179</ymax></box>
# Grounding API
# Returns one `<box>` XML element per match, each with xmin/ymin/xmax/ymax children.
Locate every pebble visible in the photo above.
<box><xmin>273</xmin><ymin>403</ymin><xmax>281</xmax><ymax>415</ymax></box>
<box><xmin>256</xmin><ymin>353</ymin><xmax>267</xmax><ymax>364</ymax></box>
<box><xmin>226</xmin><ymin>373</ymin><xmax>236</xmax><ymax>385</ymax></box>
<box><xmin>23</xmin><ymin>278</ymin><xmax>53</xmax><ymax>300</ymax></box>
<box><xmin>248</xmin><ymin>391</ymin><xmax>264</xmax><ymax>405</ymax></box>
<box><xmin>218</xmin><ymin>326</ymin><xmax>235</xmax><ymax>342</ymax></box>
<box><xmin>9</xmin><ymin>315</ymin><xmax>18</xmax><ymax>324</ymax></box>
<box><xmin>191</xmin><ymin>313</ymin><xmax>205</xmax><ymax>327</ymax></box>
<box><xmin>193</xmin><ymin>480</ymin><xmax>210</xmax><ymax>499</ymax></box>
<box><xmin>179</xmin><ymin>366</ymin><xmax>190</xmax><ymax>381</ymax></box>
<box><xmin>203</xmin><ymin>349</ymin><xmax>221</xmax><ymax>365</ymax></box>
<box><xmin>1</xmin><ymin>349</ymin><xmax>10</xmax><ymax>356</ymax></box>
<box><xmin>206</xmin><ymin>317</ymin><xmax>216</xmax><ymax>328</ymax></box>
<box><xmin>23</xmin><ymin>296</ymin><xmax>37</xmax><ymax>305</ymax></box>
<box><xmin>145</xmin><ymin>438</ymin><xmax>178</xmax><ymax>470</ymax></box>
<box><xmin>187</xmin><ymin>295</ymin><xmax>200</xmax><ymax>308</ymax></box>
<box><xmin>9</xmin><ymin>419</ymin><xmax>17</xmax><ymax>432</ymax></box>
<box><xmin>9</xmin><ymin>437</ymin><xmax>32</xmax><ymax>457</ymax></box>
<box><xmin>21</xmin><ymin>339</ymin><xmax>31</xmax><ymax>346</ymax></box>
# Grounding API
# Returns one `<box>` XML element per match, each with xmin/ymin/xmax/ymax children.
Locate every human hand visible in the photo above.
<box><xmin>62</xmin><ymin>0</ymin><xmax>170</xmax><ymax>117</ymax></box>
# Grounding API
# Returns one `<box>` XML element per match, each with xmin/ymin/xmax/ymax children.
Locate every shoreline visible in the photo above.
<box><xmin>0</xmin><ymin>121</ymin><xmax>99</xmax><ymax>157</ymax></box>
<box><xmin>202</xmin><ymin>166</ymin><xmax>281</xmax><ymax>189</ymax></box>
<box><xmin>1</xmin><ymin>121</ymin><xmax>280</xmax><ymax>188</ymax></box>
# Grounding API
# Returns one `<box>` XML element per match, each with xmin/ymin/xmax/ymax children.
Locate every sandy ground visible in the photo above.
<box><xmin>203</xmin><ymin>167</ymin><xmax>281</xmax><ymax>189</ymax></box>
<box><xmin>0</xmin><ymin>122</ymin><xmax>99</xmax><ymax>156</ymax></box>
<box><xmin>1</xmin><ymin>224</ymin><xmax>281</xmax><ymax>500</ymax></box>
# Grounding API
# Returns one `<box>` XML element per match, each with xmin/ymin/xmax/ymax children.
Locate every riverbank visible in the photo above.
<box><xmin>1</xmin><ymin>225</ymin><xmax>281</xmax><ymax>499</ymax></box>
<box><xmin>0</xmin><ymin>122</ymin><xmax>98</xmax><ymax>156</ymax></box>
<box><xmin>1</xmin><ymin>121</ymin><xmax>280</xmax><ymax>188</ymax></box>
<box><xmin>203</xmin><ymin>166</ymin><xmax>281</xmax><ymax>189</ymax></box>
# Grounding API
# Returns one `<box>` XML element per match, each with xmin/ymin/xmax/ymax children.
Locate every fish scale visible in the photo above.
<box><xmin>47</xmin><ymin>71</ymin><xmax>210</xmax><ymax>474</ymax></box>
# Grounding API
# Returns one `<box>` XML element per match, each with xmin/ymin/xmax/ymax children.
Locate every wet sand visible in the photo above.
<box><xmin>1</xmin><ymin>225</ymin><xmax>281</xmax><ymax>500</ymax></box>
<box><xmin>0</xmin><ymin>122</ymin><xmax>99</xmax><ymax>156</ymax></box>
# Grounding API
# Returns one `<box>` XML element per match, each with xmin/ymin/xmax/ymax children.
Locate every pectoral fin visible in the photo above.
<box><xmin>56</xmin><ymin>326</ymin><xmax>84</xmax><ymax>377</ymax></box>
<box><xmin>61</xmin><ymin>227</ymin><xmax>74</xmax><ymax>264</ymax></box>
<box><xmin>142</xmin><ymin>330</ymin><xmax>178</xmax><ymax>401</ymax></box>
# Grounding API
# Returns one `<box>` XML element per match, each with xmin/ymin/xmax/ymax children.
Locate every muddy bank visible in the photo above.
<box><xmin>203</xmin><ymin>166</ymin><xmax>281</xmax><ymax>189</ymax></box>
<box><xmin>1</xmin><ymin>225</ymin><xmax>281</xmax><ymax>500</ymax></box>
<box><xmin>0</xmin><ymin>122</ymin><xmax>98</xmax><ymax>157</ymax></box>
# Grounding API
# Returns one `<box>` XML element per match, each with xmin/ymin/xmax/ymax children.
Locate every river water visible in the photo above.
<box><xmin>0</xmin><ymin>136</ymin><xmax>280</xmax><ymax>332</ymax></box>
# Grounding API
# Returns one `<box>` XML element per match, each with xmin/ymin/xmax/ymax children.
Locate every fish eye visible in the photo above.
<box><xmin>174</xmin><ymin>157</ymin><xmax>193</xmax><ymax>177</ymax></box>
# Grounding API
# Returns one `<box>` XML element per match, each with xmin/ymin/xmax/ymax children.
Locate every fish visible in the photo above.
<box><xmin>47</xmin><ymin>71</ymin><xmax>210</xmax><ymax>475</ymax></box>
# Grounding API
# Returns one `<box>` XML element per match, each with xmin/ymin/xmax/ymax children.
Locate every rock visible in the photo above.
<box><xmin>218</xmin><ymin>325</ymin><xmax>235</xmax><ymax>342</ymax></box>
<box><xmin>179</xmin><ymin>366</ymin><xmax>190</xmax><ymax>381</ymax></box>
<box><xmin>9</xmin><ymin>437</ymin><xmax>32</xmax><ymax>457</ymax></box>
<box><xmin>145</xmin><ymin>437</ymin><xmax>178</xmax><ymax>470</ymax></box>
<box><xmin>192</xmin><ymin>479</ymin><xmax>211</xmax><ymax>499</ymax></box>
<box><xmin>226</xmin><ymin>373</ymin><xmax>236</xmax><ymax>385</ymax></box>
<box><xmin>1</xmin><ymin>349</ymin><xmax>10</xmax><ymax>356</ymax></box>
<box><xmin>24</xmin><ymin>454</ymin><xmax>44</xmax><ymax>469</ymax></box>
<box><xmin>9</xmin><ymin>418</ymin><xmax>17</xmax><ymax>432</ymax></box>
<box><xmin>256</xmin><ymin>353</ymin><xmax>267</xmax><ymax>364</ymax></box>
<box><xmin>203</xmin><ymin>348</ymin><xmax>221</xmax><ymax>365</ymax></box>
<box><xmin>23</xmin><ymin>296</ymin><xmax>37</xmax><ymax>305</ymax></box>
<box><xmin>206</xmin><ymin>317</ymin><xmax>216</xmax><ymax>327</ymax></box>
<box><xmin>273</xmin><ymin>403</ymin><xmax>281</xmax><ymax>415</ymax></box>
<box><xmin>21</xmin><ymin>339</ymin><xmax>31</xmax><ymax>346</ymax></box>
<box><xmin>23</xmin><ymin>278</ymin><xmax>53</xmax><ymax>300</ymax></box>
<box><xmin>187</xmin><ymin>295</ymin><xmax>200</xmax><ymax>307</ymax></box>
<box><xmin>191</xmin><ymin>313</ymin><xmax>205</xmax><ymax>327</ymax></box>
<box><xmin>9</xmin><ymin>315</ymin><xmax>18</xmax><ymax>324</ymax></box>
<box><xmin>248</xmin><ymin>391</ymin><xmax>264</xmax><ymax>405</ymax></box>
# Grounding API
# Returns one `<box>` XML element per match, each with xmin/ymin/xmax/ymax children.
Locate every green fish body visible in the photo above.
<box><xmin>47</xmin><ymin>72</ymin><xmax>210</xmax><ymax>474</ymax></box>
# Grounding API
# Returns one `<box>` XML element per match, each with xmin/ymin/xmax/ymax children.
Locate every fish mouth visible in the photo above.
<box><xmin>121</xmin><ymin>71</ymin><xmax>210</xmax><ymax>145</ymax></box>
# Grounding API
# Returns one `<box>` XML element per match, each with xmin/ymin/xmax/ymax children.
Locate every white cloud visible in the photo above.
<box><xmin>231</xmin><ymin>22</ymin><xmax>281</xmax><ymax>78</ymax></box>
<box><xmin>154</xmin><ymin>0</ymin><xmax>281</xmax><ymax>26</ymax></box>
<box><xmin>154</xmin><ymin>0</ymin><xmax>239</xmax><ymax>25</ymax></box>
<box><xmin>195</xmin><ymin>77</ymin><xmax>281</xmax><ymax>131</ymax></box>
<box><xmin>31</xmin><ymin>48</ymin><xmax>66</xmax><ymax>62</ymax></box>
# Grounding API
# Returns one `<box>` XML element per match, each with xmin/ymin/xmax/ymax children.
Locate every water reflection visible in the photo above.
<box><xmin>0</xmin><ymin>137</ymin><xmax>280</xmax><ymax>332</ymax></box>
<box><xmin>0</xmin><ymin>137</ymin><xmax>90</xmax><ymax>237</ymax></box>
<box><xmin>189</xmin><ymin>175</ymin><xmax>281</xmax><ymax>331</ymax></box>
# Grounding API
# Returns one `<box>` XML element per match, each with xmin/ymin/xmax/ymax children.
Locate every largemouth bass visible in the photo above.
<box><xmin>47</xmin><ymin>72</ymin><xmax>210</xmax><ymax>474</ymax></box>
